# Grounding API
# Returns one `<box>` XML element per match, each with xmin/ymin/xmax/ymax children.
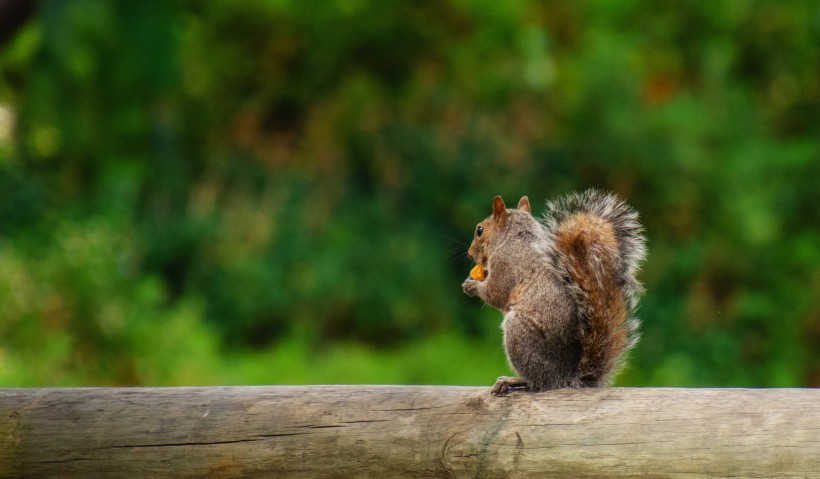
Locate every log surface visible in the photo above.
<box><xmin>1</xmin><ymin>386</ymin><xmax>819</xmax><ymax>478</ymax></box>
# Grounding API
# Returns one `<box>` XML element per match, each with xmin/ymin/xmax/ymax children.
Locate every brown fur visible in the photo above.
<box><xmin>463</xmin><ymin>190</ymin><xmax>646</xmax><ymax>394</ymax></box>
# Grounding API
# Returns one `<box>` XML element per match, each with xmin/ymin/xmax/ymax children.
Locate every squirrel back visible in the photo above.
<box><xmin>463</xmin><ymin>189</ymin><xmax>646</xmax><ymax>394</ymax></box>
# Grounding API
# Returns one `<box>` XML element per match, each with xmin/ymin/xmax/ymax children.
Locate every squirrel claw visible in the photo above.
<box><xmin>462</xmin><ymin>278</ymin><xmax>479</xmax><ymax>297</ymax></box>
<box><xmin>490</xmin><ymin>376</ymin><xmax>528</xmax><ymax>396</ymax></box>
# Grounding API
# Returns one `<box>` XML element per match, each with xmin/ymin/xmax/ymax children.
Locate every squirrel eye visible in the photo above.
<box><xmin>476</xmin><ymin>226</ymin><xmax>484</xmax><ymax>237</ymax></box>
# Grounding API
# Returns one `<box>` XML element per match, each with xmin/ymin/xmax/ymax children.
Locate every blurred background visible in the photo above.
<box><xmin>0</xmin><ymin>0</ymin><xmax>818</xmax><ymax>387</ymax></box>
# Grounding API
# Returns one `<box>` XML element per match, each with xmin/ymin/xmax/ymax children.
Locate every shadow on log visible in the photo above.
<box><xmin>1</xmin><ymin>386</ymin><xmax>819</xmax><ymax>478</ymax></box>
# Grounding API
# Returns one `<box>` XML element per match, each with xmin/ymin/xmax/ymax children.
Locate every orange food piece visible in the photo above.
<box><xmin>470</xmin><ymin>264</ymin><xmax>485</xmax><ymax>281</ymax></box>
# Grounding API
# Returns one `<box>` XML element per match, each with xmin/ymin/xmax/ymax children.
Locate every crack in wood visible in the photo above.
<box><xmin>108</xmin><ymin>432</ymin><xmax>309</xmax><ymax>448</ymax></box>
<box><xmin>340</xmin><ymin>419</ymin><xmax>389</xmax><ymax>424</ymax></box>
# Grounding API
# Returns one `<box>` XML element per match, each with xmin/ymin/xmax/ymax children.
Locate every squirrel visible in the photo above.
<box><xmin>462</xmin><ymin>189</ymin><xmax>646</xmax><ymax>396</ymax></box>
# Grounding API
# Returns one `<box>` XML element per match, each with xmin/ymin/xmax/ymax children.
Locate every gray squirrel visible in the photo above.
<box><xmin>462</xmin><ymin>190</ymin><xmax>646</xmax><ymax>395</ymax></box>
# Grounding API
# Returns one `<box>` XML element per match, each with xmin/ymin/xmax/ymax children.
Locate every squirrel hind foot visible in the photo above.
<box><xmin>490</xmin><ymin>376</ymin><xmax>528</xmax><ymax>396</ymax></box>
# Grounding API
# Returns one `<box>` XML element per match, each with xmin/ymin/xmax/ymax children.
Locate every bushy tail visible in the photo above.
<box><xmin>542</xmin><ymin>189</ymin><xmax>646</xmax><ymax>386</ymax></box>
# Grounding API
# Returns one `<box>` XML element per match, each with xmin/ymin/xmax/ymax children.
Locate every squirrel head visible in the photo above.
<box><xmin>468</xmin><ymin>195</ymin><xmax>532</xmax><ymax>268</ymax></box>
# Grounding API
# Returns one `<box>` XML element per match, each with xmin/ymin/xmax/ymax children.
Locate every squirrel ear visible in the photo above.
<box><xmin>492</xmin><ymin>196</ymin><xmax>507</xmax><ymax>220</ymax></box>
<box><xmin>517</xmin><ymin>196</ymin><xmax>531</xmax><ymax>213</ymax></box>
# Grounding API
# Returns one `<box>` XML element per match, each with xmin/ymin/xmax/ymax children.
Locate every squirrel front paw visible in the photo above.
<box><xmin>462</xmin><ymin>277</ymin><xmax>480</xmax><ymax>297</ymax></box>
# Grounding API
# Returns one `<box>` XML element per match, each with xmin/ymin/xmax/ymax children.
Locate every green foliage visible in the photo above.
<box><xmin>0</xmin><ymin>0</ymin><xmax>818</xmax><ymax>387</ymax></box>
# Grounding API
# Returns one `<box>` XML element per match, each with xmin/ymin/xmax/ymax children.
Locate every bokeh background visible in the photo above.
<box><xmin>0</xmin><ymin>0</ymin><xmax>818</xmax><ymax>387</ymax></box>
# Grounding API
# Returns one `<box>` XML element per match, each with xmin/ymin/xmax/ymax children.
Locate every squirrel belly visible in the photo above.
<box><xmin>463</xmin><ymin>189</ymin><xmax>646</xmax><ymax>394</ymax></box>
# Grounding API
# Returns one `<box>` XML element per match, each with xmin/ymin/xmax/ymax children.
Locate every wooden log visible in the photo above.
<box><xmin>1</xmin><ymin>386</ymin><xmax>818</xmax><ymax>478</ymax></box>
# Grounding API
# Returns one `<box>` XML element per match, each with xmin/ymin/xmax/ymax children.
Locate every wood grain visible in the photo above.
<box><xmin>1</xmin><ymin>386</ymin><xmax>818</xmax><ymax>478</ymax></box>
